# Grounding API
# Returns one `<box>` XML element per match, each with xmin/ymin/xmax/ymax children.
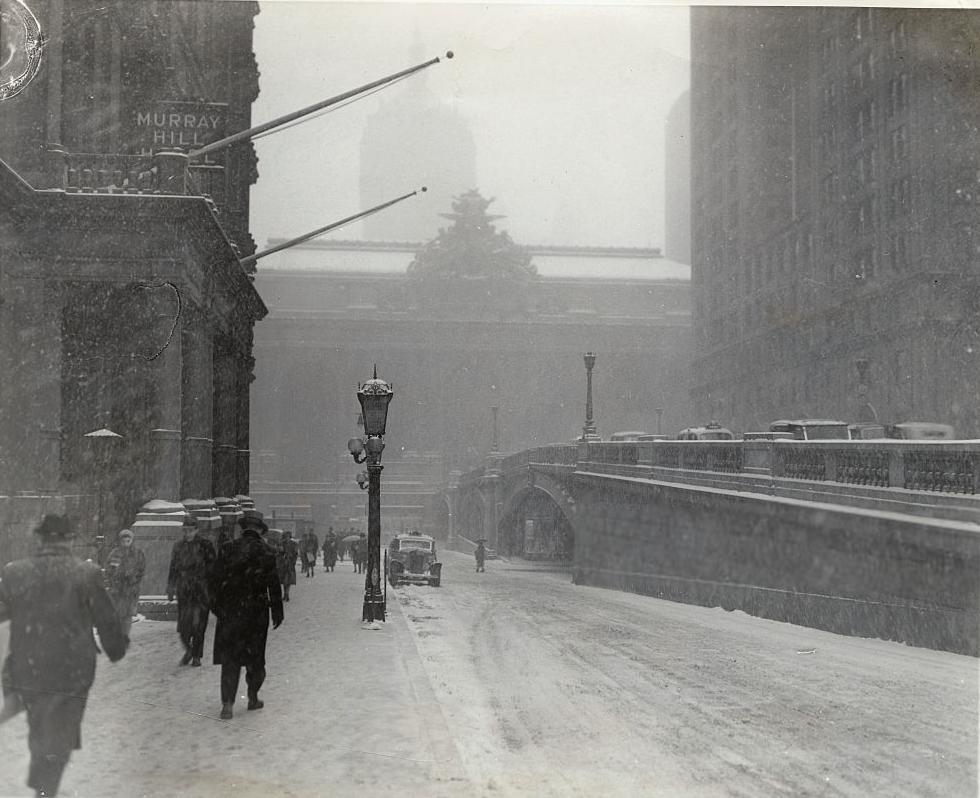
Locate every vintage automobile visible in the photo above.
<box><xmin>884</xmin><ymin>422</ymin><xmax>956</xmax><ymax>440</ymax></box>
<box><xmin>387</xmin><ymin>531</ymin><xmax>442</xmax><ymax>587</ymax></box>
<box><xmin>676</xmin><ymin>421</ymin><xmax>735</xmax><ymax>441</ymax></box>
<box><xmin>768</xmin><ymin>419</ymin><xmax>850</xmax><ymax>440</ymax></box>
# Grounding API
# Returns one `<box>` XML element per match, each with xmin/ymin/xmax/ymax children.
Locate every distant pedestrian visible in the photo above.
<box><xmin>322</xmin><ymin>529</ymin><xmax>337</xmax><ymax>572</ymax></box>
<box><xmin>300</xmin><ymin>529</ymin><xmax>319</xmax><ymax>578</ymax></box>
<box><xmin>105</xmin><ymin>528</ymin><xmax>146</xmax><ymax>635</ymax></box>
<box><xmin>279</xmin><ymin>530</ymin><xmax>298</xmax><ymax>600</ymax></box>
<box><xmin>0</xmin><ymin>514</ymin><xmax>128</xmax><ymax>798</ymax></box>
<box><xmin>209</xmin><ymin>511</ymin><xmax>284</xmax><ymax>720</ymax></box>
<box><xmin>475</xmin><ymin>540</ymin><xmax>486</xmax><ymax>573</ymax></box>
<box><xmin>167</xmin><ymin>514</ymin><xmax>215</xmax><ymax>667</ymax></box>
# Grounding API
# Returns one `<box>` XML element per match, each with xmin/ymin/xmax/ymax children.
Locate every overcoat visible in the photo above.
<box><xmin>279</xmin><ymin>538</ymin><xmax>298</xmax><ymax>586</ymax></box>
<box><xmin>322</xmin><ymin>536</ymin><xmax>338</xmax><ymax>567</ymax></box>
<box><xmin>0</xmin><ymin>543</ymin><xmax>127</xmax><ymax>696</ymax></box>
<box><xmin>167</xmin><ymin>536</ymin><xmax>215</xmax><ymax>603</ymax></box>
<box><xmin>106</xmin><ymin>545</ymin><xmax>146</xmax><ymax>618</ymax></box>
<box><xmin>209</xmin><ymin>530</ymin><xmax>284</xmax><ymax>667</ymax></box>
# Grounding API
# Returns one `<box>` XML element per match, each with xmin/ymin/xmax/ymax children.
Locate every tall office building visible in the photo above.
<box><xmin>690</xmin><ymin>8</ymin><xmax>980</xmax><ymax>433</ymax></box>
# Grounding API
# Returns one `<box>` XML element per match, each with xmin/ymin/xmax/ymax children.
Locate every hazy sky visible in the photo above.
<box><xmin>249</xmin><ymin>1</ymin><xmax>690</xmax><ymax>251</ymax></box>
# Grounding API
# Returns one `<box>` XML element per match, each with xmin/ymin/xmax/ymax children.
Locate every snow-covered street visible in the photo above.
<box><xmin>0</xmin><ymin>549</ymin><xmax>976</xmax><ymax>797</ymax></box>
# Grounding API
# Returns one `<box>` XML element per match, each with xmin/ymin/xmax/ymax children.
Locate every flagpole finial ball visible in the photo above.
<box><xmin>446</xmin><ymin>51</ymin><xmax>454</xmax><ymax>59</ymax></box>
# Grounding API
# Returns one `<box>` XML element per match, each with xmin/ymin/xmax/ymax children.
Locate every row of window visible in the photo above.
<box><xmin>821</xmin><ymin>11</ymin><xmax>906</xmax><ymax>54</ymax></box>
<box><xmin>822</xmin><ymin>72</ymin><xmax>911</xmax><ymax>121</ymax></box>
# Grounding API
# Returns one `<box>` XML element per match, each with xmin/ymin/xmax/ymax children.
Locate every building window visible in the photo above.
<box><xmin>890</xmin><ymin>126</ymin><xmax>909</xmax><ymax>163</ymax></box>
<box><xmin>821</xmin><ymin>173</ymin><xmax>836</xmax><ymax>205</ymax></box>
<box><xmin>890</xmin><ymin>20</ymin><xmax>907</xmax><ymax>54</ymax></box>
<box><xmin>855</xmin><ymin>196</ymin><xmax>876</xmax><ymax>235</ymax></box>
<box><xmin>822</xmin><ymin>82</ymin><xmax>838</xmax><ymax>114</ymax></box>
<box><xmin>857</xmin><ymin>248</ymin><xmax>877</xmax><ymax>280</ymax></box>
<box><xmin>888</xmin><ymin>231</ymin><xmax>908</xmax><ymax>270</ymax></box>
<box><xmin>854</xmin><ymin>7</ymin><xmax>872</xmax><ymax>41</ymax></box>
<box><xmin>727</xmin><ymin>201</ymin><xmax>738</xmax><ymax>230</ymax></box>
<box><xmin>890</xmin><ymin>176</ymin><xmax>911</xmax><ymax>216</ymax></box>
<box><xmin>889</xmin><ymin>73</ymin><xmax>910</xmax><ymax>116</ymax></box>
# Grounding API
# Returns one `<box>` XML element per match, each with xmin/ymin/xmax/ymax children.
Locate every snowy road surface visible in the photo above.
<box><xmin>0</xmin><ymin>549</ymin><xmax>976</xmax><ymax>797</ymax></box>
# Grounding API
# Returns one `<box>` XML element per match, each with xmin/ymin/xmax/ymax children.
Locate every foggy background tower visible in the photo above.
<box><xmin>359</xmin><ymin>38</ymin><xmax>477</xmax><ymax>242</ymax></box>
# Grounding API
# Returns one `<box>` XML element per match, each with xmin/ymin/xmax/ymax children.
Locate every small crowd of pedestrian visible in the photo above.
<box><xmin>0</xmin><ymin>509</ymin><xmax>372</xmax><ymax>795</ymax></box>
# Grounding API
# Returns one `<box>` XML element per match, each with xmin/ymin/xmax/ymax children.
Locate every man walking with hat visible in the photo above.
<box><xmin>0</xmin><ymin>514</ymin><xmax>128</xmax><ymax>797</ymax></box>
<box><xmin>167</xmin><ymin>514</ymin><xmax>215</xmax><ymax>667</ymax></box>
<box><xmin>208</xmin><ymin>509</ymin><xmax>284</xmax><ymax>720</ymax></box>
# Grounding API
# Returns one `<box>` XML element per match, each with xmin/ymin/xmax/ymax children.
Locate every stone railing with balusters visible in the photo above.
<box><xmin>44</xmin><ymin>148</ymin><xmax>223</xmax><ymax>199</ymax></box>
<box><xmin>464</xmin><ymin>439</ymin><xmax>980</xmax><ymax>496</ymax></box>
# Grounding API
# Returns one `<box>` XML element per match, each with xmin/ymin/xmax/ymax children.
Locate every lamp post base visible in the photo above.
<box><xmin>362</xmin><ymin>589</ymin><xmax>386</xmax><ymax>623</ymax></box>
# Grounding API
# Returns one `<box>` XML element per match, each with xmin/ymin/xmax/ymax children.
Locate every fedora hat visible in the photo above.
<box><xmin>238</xmin><ymin>508</ymin><xmax>268</xmax><ymax>533</ymax></box>
<box><xmin>35</xmin><ymin>514</ymin><xmax>73</xmax><ymax>540</ymax></box>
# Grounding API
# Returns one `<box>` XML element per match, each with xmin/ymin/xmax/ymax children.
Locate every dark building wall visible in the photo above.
<box><xmin>252</xmin><ymin>267</ymin><xmax>692</xmax><ymax>487</ymax></box>
<box><xmin>690</xmin><ymin>7</ymin><xmax>980</xmax><ymax>433</ymax></box>
<box><xmin>0</xmin><ymin>0</ymin><xmax>260</xmax><ymax>255</ymax></box>
<box><xmin>568</xmin><ymin>472</ymin><xmax>980</xmax><ymax>655</ymax></box>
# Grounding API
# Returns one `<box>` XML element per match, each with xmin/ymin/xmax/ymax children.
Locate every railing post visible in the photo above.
<box><xmin>825</xmin><ymin>448</ymin><xmax>838</xmax><ymax>482</ymax></box>
<box><xmin>888</xmin><ymin>448</ymin><xmax>904</xmax><ymax>488</ymax></box>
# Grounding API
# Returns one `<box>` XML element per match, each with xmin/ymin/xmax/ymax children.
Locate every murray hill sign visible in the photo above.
<box><xmin>134</xmin><ymin>101</ymin><xmax>228</xmax><ymax>154</ymax></box>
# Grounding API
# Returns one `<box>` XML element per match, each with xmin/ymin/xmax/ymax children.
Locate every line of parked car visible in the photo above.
<box><xmin>609</xmin><ymin>419</ymin><xmax>957</xmax><ymax>442</ymax></box>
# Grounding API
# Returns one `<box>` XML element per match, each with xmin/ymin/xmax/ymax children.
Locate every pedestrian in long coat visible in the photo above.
<box><xmin>475</xmin><ymin>540</ymin><xmax>486</xmax><ymax>573</ymax></box>
<box><xmin>278</xmin><ymin>531</ymin><xmax>298</xmax><ymax>600</ymax></box>
<box><xmin>105</xmin><ymin>528</ymin><xmax>146</xmax><ymax>636</ymax></box>
<box><xmin>208</xmin><ymin>512</ymin><xmax>283</xmax><ymax>720</ymax></box>
<box><xmin>166</xmin><ymin>515</ymin><xmax>215</xmax><ymax>666</ymax></box>
<box><xmin>322</xmin><ymin>531</ymin><xmax>337</xmax><ymax>572</ymax></box>
<box><xmin>0</xmin><ymin>514</ymin><xmax>128</xmax><ymax>798</ymax></box>
<box><xmin>300</xmin><ymin>530</ymin><xmax>320</xmax><ymax>578</ymax></box>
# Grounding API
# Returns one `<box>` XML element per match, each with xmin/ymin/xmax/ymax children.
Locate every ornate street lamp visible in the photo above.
<box><xmin>581</xmin><ymin>352</ymin><xmax>600</xmax><ymax>441</ymax></box>
<box><xmin>347</xmin><ymin>366</ymin><xmax>393</xmax><ymax>626</ymax></box>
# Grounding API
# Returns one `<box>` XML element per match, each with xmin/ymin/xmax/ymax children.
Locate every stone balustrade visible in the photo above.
<box><xmin>488</xmin><ymin>439</ymin><xmax>980</xmax><ymax>496</ymax></box>
<box><xmin>48</xmin><ymin>150</ymin><xmax>221</xmax><ymax>198</ymax></box>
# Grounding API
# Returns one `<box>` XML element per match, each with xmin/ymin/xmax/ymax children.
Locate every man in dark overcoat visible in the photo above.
<box><xmin>322</xmin><ymin>528</ymin><xmax>337</xmax><ymax>572</ymax></box>
<box><xmin>279</xmin><ymin>530</ymin><xmax>298</xmax><ymax>600</ymax></box>
<box><xmin>209</xmin><ymin>510</ymin><xmax>284</xmax><ymax>720</ymax></box>
<box><xmin>166</xmin><ymin>514</ymin><xmax>215</xmax><ymax>666</ymax></box>
<box><xmin>0</xmin><ymin>514</ymin><xmax>128</xmax><ymax>797</ymax></box>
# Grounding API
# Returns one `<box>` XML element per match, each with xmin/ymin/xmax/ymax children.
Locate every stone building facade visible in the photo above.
<box><xmin>0</xmin><ymin>1</ymin><xmax>265</xmax><ymax>561</ymax></box>
<box><xmin>690</xmin><ymin>8</ymin><xmax>980</xmax><ymax>434</ymax></box>
<box><xmin>250</xmin><ymin>239</ymin><xmax>691</xmax><ymax>533</ymax></box>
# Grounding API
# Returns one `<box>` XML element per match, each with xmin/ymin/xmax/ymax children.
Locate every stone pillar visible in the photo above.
<box><xmin>211</xmin><ymin>336</ymin><xmax>238</xmax><ymax>497</ymax></box>
<box><xmin>34</xmin><ymin>282</ymin><xmax>65</xmax><ymax>491</ymax></box>
<box><xmin>235</xmin><ymin>332</ymin><xmax>256</xmax><ymax>496</ymax></box>
<box><xmin>148</xmin><ymin>284</ymin><xmax>183</xmax><ymax>501</ymax></box>
<box><xmin>181</xmin><ymin>309</ymin><xmax>213</xmax><ymax>499</ymax></box>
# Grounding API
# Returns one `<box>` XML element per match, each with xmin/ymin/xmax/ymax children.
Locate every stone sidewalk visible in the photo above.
<box><xmin>0</xmin><ymin>562</ymin><xmax>470</xmax><ymax>797</ymax></box>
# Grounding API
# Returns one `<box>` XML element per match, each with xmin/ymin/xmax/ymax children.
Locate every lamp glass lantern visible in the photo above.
<box><xmin>357</xmin><ymin>371</ymin><xmax>394</xmax><ymax>436</ymax></box>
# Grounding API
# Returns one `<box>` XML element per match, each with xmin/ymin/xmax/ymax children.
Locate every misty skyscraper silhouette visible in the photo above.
<box><xmin>359</xmin><ymin>35</ymin><xmax>477</xmax><ymax>242</ymax></box>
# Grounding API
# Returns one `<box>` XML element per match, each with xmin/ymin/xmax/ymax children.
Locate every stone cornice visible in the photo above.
<box><xmin>264</xmin><ymin>237</ymin><xmax>666</xmax><ymax>259</ymax></box>
<box><xmin>1</xmin><ymin>159</ymin><xmax>267</xmax><ymax>324</ymax></box>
